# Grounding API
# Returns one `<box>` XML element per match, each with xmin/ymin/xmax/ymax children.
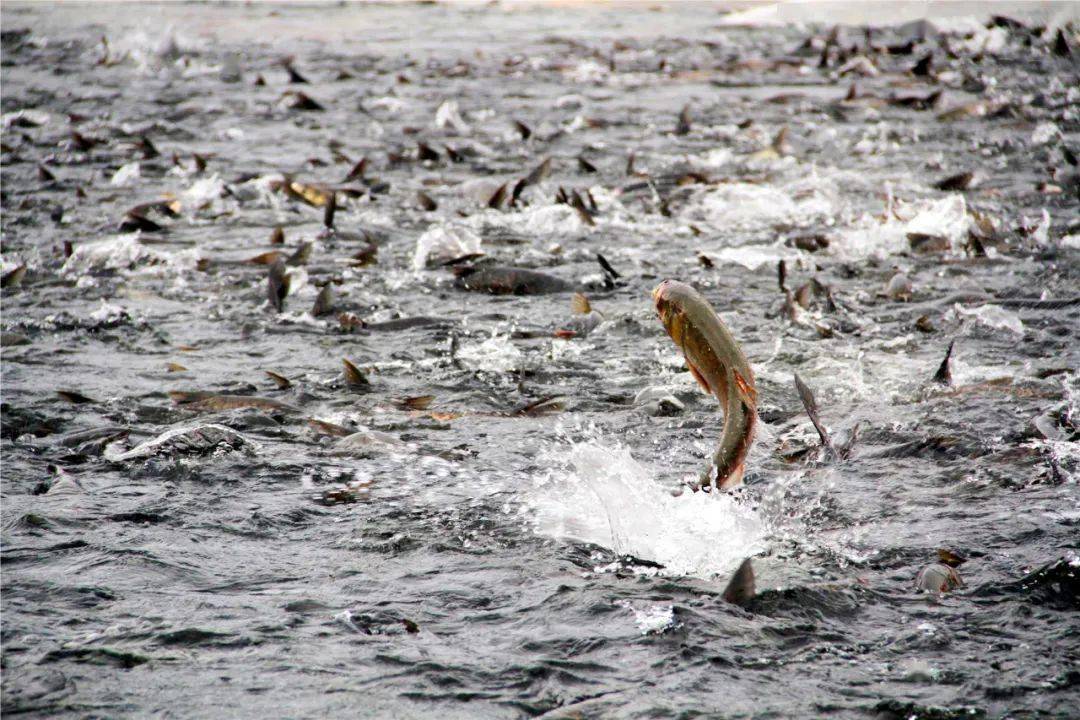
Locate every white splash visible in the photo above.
<box><xmin>1031</xmin><ymin>122</ymin><xmax>1061</xmax><ymax>146</ymax></box>
<box><xmin>694</xmin><ymin>180</ymin><xmax>837</xmax><ymax>232</ymax></box>
<box><xmin>710</xmin><ymin>242</ymin><xmax>799</xmax><ymax>270</ymax></box>
<box><xmin>562</xmin><ymin>59</ymin><xmax>609</xmax><ymax>84</ymax></box>
<box><xmin>456</xmin><ymin>334</ymin><xmax>521</xmax><ymax>373</ymax></box>
<box><xmin>110</xmin><ymin>161</ymin><xmax>141</xmax><ymax>186</ymax></box>
<box><xmin>464</xmin><ymin>203</ymin><xmax>586</xmax><ymax>237</ymax></box>
<box><xmin>434</xmin><ymin>99</ymin><xmax>471</xmax><ymax>133</ymax></box>
<box><xmin>950</xmin><ymin>303</ymin><xmax>1024</xmax><ymax>335</ymax></box>
<box><xmin>412</xmin><ymin>224</ymin><xmax>482</xmax><ymax>270</ymax></box>
<box><xmin>181</xmin><ymin>173</ymin><xmax>229</xmax><ymax>215</ymax></box>
<box><xmin>368</xmin><ymin>95</ymin><xmax>407</xmax><ymax>114</ymax></box>
<box><xmin>61</xmin><ymin>234</ymin><xmax>203</xmax><ymax>278</ymax></box>
<box><xmin>2</xmin><ymin>109</ymin><xmax>51</xmax><ymax>128</ymax></box>
<box><xmin>616</xmin><ymin>600</ymin><xmax>677</xmax><ymax>635</ymax></box>
<box><xmin>88</xmin><ymin>301</ymin><xmax>128</xmax><ymax>323</ymax></box>
<box><xmin>832</xmin><ymin>195</ymin><xmax>970</xmax><ymax>259</ymax></box>
<box><xmin>529</xmin><ymin>442</ymin><xmax>766</xmax><ymax>579</ymax></box>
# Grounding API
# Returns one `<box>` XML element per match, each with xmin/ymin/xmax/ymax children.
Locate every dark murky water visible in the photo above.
<box><xmin>2</xmin><ymin>2</ymin><xmax>1079</xmax><ymax>718</ymax></box>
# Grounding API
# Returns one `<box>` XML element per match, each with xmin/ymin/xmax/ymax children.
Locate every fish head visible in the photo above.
<box><xmin>652</xmin><ymin>280</ymin><xmax>728</xmax><ymax>400</ymax></box>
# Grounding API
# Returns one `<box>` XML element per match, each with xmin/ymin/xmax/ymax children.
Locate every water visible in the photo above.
<box><xmin>2</xmin><ymin>2</ymin><xmax>1079</xmax><ymax>717</ymax></box>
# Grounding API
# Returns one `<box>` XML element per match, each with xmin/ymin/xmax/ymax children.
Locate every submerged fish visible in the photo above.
<box><xmin>653</xmin><ymin>280</ymin><xmax>756</xmax><ymax>491</ymax></box>
<box><xmin>454</xmin><ymin>266</ymin><xmax>574</xmax><ymax>295</ymax></box>
<box><xmin>169</xmin><ymin>391</ymin><xmax>300</xmax><ymax>414</ymax></box>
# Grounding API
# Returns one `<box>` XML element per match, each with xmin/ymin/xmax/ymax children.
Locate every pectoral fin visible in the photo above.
<box><xmin>687</xmin><ymin>361</ymin><xmax>712</xmax><ymax>396</ymax></box>
<box><xmin>733</xmin><ymin>369</ymin><xmax>757</xmax><ymax>407</ymax></box>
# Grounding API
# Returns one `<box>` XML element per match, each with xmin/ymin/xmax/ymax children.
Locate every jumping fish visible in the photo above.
<box><xmin>653</xmin><ymin>280</ymin><xmax>756</xmax><ymax>491</ymax></box>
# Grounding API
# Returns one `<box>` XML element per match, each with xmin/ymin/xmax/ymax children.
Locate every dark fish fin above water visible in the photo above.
<box><xmin>675</xmin><ymin>103</ymin><xmax>692</xmax><ymax>135</ymax></box>
<box><xmin>487</xmin><ymin>182</ymin><xmax>507</xmax><ymax>210</ymax></box>
<box><xmin>417</xmin><ymin>190</ymin><xmax>438</xmax><ymax>211</ymax></box>
<box><xmin>933</xmin><ymin>171</ymin><xmax>975</xmax><ymax>191</ymax></box>
<box><xmin>933</xmin><ymin>340</ymin><xmax>955</xmax><ymax>386</ymax></box>
<box><xmin>513</xmin><ymin>119</ymin><xmax>532</xmax><ymax>140</ymax></box>
<box><xmin>264</xmin><ymin>370</ymin><xmax>292</xmax><ymax>390</ymax></box>
<box><xmin>342</xmin><ymin>358</ymin><xmax>370</xmax><ymax>388</ymax></box>
<box><xmin>323</xmin><ymin>192</ymin><xmax>336</xmax><ymax>228</ymax></box>
<box><xmin>56</xmin><ymin>390</ymin><xmax>96</xmax><ymax>404</ymax></box>
<box><xmin>772</xmin><ymin>126</ymin><xmax>791</xmax><ymax>156</ymax></box>
<box><xmin>119</xmin><ymin>212</ymin><xmax>163</xmax><ymax>234</ymax></box>
<box><xmin>281</xmin><ymin>57</ymin><xmax>309</xmax><ymax>84</ymax></box>
<box><xmin>510</xmin><ymin>178</ymin><xmax>528</xmax><ymax>206</ymax></box>
<box><xmin>911</xmin><ymin>53</ymin><xmax>934</xmax><ymax>77</ymax></box>
<box><xmin>268</xmin><ymin>259</ymin><xmax>289</xmax><ymax>312</ymax></box>
<box><xmin>794</xmin><ymin>372</ymin><xmax>833</xmax><ymax>451</ymax></box>
<box><xmin>311</xmin><ymin>285</ymin><xmax>334</xmax><ymax>317</ymax></box>
<box><xmin>722</xmin><ymin>558</ymin><xmax>755</xmax><ymax>607</ymax></box>
<box><xmin>569</xmin><ymin>191</ymin><xmax>594</xmax><ymax>226</ymax></box>
<box><xmin>344</xmin><ymin>156</ymin><xmax>367</xmax><ymax>182</ymax></box>
<box><xmin>596</xmin><ymin>253</ymin><xmax>620</xmax><ymax>280</ymax></box>
<box><xmin>525</xmin><ymin>157</ymin><xmax>552</xmax><ymax>185</ymax></box>
<box><xmin>417</xmin><ymin>142</ymin><xmax>440</xmax><ymax>162</ymax></box>
<box><xmin>281</xmin><ymin>91</ymin><xmax>324</xmax><ymax>111</ymax></box>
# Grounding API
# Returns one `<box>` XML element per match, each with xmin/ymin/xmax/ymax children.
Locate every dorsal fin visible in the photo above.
<box><xmin>323</xmin><ymin>191</ymin><xmax>336</xmax><ymax>229</ymax></box>
<box><xmin>722</xmin><ymin>558</ymin><xmax>755</xmax><ymax>607</ymax></box>
<box><xmin>933</xmin><ymin>340</ymin><xmax>955</xmax><ymax>385</ymax></box>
